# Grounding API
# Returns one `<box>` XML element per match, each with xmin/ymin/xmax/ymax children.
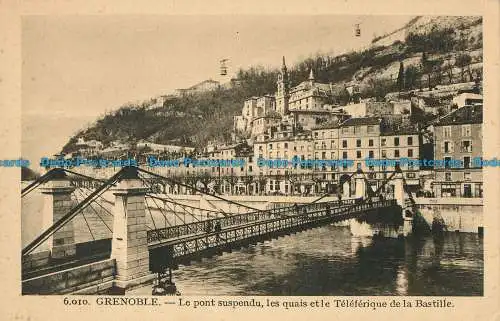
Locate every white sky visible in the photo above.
<box><xmin>22</xmin><ymin>15</ymin><xmax>414</xmax><ymax>117</ymax></box>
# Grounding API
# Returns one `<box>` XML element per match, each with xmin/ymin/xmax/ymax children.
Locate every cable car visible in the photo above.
<box><xmin>355</xmin><ymin>24</ymin><xmax>361</xmax><ymax>37</ymax></box>
<box><xmin>220</xmin><ymin>59</ymin><xmax>229</xmax><ymax>76</ymax></box>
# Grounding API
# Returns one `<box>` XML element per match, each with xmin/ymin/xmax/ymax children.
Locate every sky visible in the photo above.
<box><xmin>21</xmin><ymin>15</ymin><xmax>413</xmax><ymax>168</ymax></box>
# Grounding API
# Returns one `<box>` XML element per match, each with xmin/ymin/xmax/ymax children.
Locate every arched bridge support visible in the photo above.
<box><xmin>110</xmin><ymin>167</ymin><xmax>154</xmax><ymax>293</ymax></box>
<box><xmin>40</xmin><ymin>168</ymin><xmax>76</xmax><ymax>259</ymax></box>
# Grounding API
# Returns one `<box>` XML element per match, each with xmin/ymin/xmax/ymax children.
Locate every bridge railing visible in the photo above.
<box><xmin>159</xmin><ymin>199</ymin><xmax>397</xmax><ymax>258</ymax></box>
<box><xmin>147</xmin><ymin>198</ymin><xmax>360</xmax><ymax>243</ymax></box>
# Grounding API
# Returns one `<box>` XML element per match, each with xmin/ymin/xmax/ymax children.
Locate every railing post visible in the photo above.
<box><xmin>110</xmin><ymin>166</ymin><xmax>154</xmax><ymax>293</ymax></box>
<box><xmin>40</xmin><ymin>168</ymin><xmax>76</xmax><ymax>259</ymax></box>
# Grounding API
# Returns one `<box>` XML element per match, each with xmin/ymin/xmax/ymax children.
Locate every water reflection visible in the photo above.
<box><xmin>132</xmin><ymin>226</ymin><xmax>483</xmax><ymax>296</ymax></box>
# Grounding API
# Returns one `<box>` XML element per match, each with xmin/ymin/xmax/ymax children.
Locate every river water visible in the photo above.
<box><xmin>132</xmin><ymin>226</ymin><xmax>483</xmax><ymax>296</ymax></box>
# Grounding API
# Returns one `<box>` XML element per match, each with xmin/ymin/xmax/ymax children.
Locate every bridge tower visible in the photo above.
<box><xmin>110</xmin><ymin>166</ymin><xmax>154</xmax><ymax>293</ymax></box>
<box><xmin>392</xmin><ymin>169</ymin><xmax>413</xmax><ymax>236</ymax></box>
<box><xmin>40</xmin><ymin>168</ymin><xmax>76</xmax><ymax>259</ymax></box>
<box><xmin>354</xmin><ymin>170</ymin><xmax>366</xmax><ymax>199</ymax></box>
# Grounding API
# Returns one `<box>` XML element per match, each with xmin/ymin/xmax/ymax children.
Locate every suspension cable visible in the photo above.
<box><xmin>22</xmin><ymin>167</ymin><xmax>124</xmax><ymax>256</ymax></box>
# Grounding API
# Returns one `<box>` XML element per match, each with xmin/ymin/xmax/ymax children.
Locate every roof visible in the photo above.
<box><xmin>434</xmin><ymin>104</ymin><xmax>483</xmax><ymax>126</ymax></box>
<box><xmin>312</xmin><ymin>120</ymin><xmax>341</xmax><ymax>130</ymax></box>
<box><xmin>454</xmin><ymin>93</ymin><xmax>483</xmax><ymax>100</ymax></box>
<box><xmin>288</xmin><ymin>108</ymin><xmax>332</xmax><ymax>114</ymax></box>
<box><xmin>340</xmin><ymin>117</ymin><xmax>381</xmax><ymax>127</ymax></box>
<box><xmin>380</xmin><ymin>126</ymin><xmax>420</xmax><ymax>136</ymax></box>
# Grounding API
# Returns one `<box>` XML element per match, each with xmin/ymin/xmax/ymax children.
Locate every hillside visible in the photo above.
<box><xmin>62</xmin><ymin>16</ymin><xmax>482</xmax><ymax>154</ymax></box>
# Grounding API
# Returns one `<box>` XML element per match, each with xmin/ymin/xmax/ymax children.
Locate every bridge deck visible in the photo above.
<box><xmin>147</xmin><ymin>199</ymin><xmax>358</xmax><ymax>243</ymax></box>
<box><xmin>148</xmin><ymin>200</ymin><xmax>398</xmax><ymax>271</ymax></box>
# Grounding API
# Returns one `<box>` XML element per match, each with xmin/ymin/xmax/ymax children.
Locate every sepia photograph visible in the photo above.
<box><xmin>20</xmin><ymin>14</ymin><xmax>485</xmax><ymax>297</ymax></box>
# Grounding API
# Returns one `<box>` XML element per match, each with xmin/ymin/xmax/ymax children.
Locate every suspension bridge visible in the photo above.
<box><xmin>21</xmin><ymin>165</ymin><xmax>416</xmax><ymax>295</ymax></box>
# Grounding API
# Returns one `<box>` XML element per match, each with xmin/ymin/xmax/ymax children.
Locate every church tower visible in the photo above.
<box><xmin>308</xmin><ymin>68</ymin><xmax>315</xmax><ymax>86</ymax></box>
<box><xmin>276</xmin><ymin>56</ymin><xmax>290</xmax><ymax>115</ymax></box>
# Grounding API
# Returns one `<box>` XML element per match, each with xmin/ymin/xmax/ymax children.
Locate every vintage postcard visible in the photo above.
<box><xmin>0</xmin><ymin>0</ymin><xmax>499</xmax><ymax>320</ymax></box>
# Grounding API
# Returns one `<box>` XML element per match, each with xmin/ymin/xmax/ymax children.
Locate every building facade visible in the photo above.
<box><xmin>433</xmin><ymin>104</ymin><xmax>483</xmax><ymax>198</ymax></box>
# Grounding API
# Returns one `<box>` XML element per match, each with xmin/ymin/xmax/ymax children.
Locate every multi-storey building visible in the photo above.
<box><xmin>432</xmin><ymin>104</ymin><xmax>483</xmax><ymax>198</ymax></box>
<box><xmin>310</xmin><ymin>116</ymin><xmax>421</xmax><ymax>196</ymax></box>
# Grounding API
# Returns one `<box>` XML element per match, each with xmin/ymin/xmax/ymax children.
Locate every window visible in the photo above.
<box><xmin>381</xmin><ymin>138</ymin><xmax>386</xmax><ymax>146</ymax></box>
<box><xmin>445</xmin><ymin>172</ymin><xmax>452</xmax><ymax>181</ymax></box>
<box><xmin>443</xmin><ymin>141</ymin><xmax>454</xmax><ymax>153</ymax></box>
<box><xmin>367</xmin><ymin>125</ymin><xmax>375</xmax><ymax>133</ymax></box>
<box><xmin>464</xmin><ymin>172</ymin><xmax>471</xmax><ymax>181</ymax></box>
<box><xmin>342</xmin><ymin>152</ymin><xmax>348</xmax><ymax>159</ymax></box>
<box><xmin>381</xmin><ymin>150</ymin><xmax>387</xmax><ymax>158</ymax></box>
<box><xmin>369</xmin><ymin>139</ymin><xmax>374</xmax><ymax>147</ymax></box>
<box><xmin>443</xmin><ymin>126</ymin><xmax>452</xmax><ymax>138</ymax></box>
<box><xmin>394</xmin><ymin>137</ymin><xmax>400</xmax><ymax>146</ymax></box>
<box><xmin>407</xmin><ymin>173</ymin><xmax>416</xmax><ymax>178</ymax></box>
<box><xmin>408</xmin><ymin>149</ymin><xmax>413</xmax><ymax>157</ymax></box>
<box><xmin>407</xmin><ymin>137</ymin><xmax>413</xmax><ymax>145</ymax></box>
<box><xmin>356</xmin><ymin>151</ymin><xmax>362</xmax><ymax>158</ymax></box>
<box><xmin>284</xmin><ymin>143</ymin><xmax>288</xmax><ymax>149</ymax></box>
<box><xmin>342</xmin><ymin>140</ymin><xmax>347</xmax><ymax>148</ymax></box>
<box><xmin>356</xmin><ymin>139</ymin><xmax>361</xmax><ymax>147</ymax></box>
<box><xmin>464</xmin><ymin>156</ymin><xmax>471</xmax><ymax>169</ymax></box>
<box><xmin>342</xmin><ymin>127</ymin><xmax>349</xmax><ymax>134</ymax></box>
<box><xmin>269</xmin><ymin>143</ymin><xmax>273</xmax><ymax>150</ymax></box>
<box><xmin>461</xmin><ymin>140</ymin><xmax>472</xmax><ymax>153</ymax></box>
<box><xmin>444</xmin><ymin>156</ymin><xmax>452</xmax><ymax>169</ymax></box>
<box><xmin>369</xmin><ymin>150</ymin><xmax>374</xmax><ymax>158</ymax></box>
<box><xmin>331</xmin><ymin>141</ymin><xmax>336</xmax><ymax>148</ymax></box>
<box><xmin>394</xmin><ymin>150</ymin><xmax>400</xmax><ymax>158</ymax></box>
<box><xmin>461</xmin><ymin>125</ymin><xmax>471</xmax><ymax>137</ymax></box>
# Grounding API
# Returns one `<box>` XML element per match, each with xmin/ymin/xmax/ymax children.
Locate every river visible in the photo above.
<box><xmin>131</xmin><ymin>226</ymin><xmax>483</xmax><ymax>296</ymax></box>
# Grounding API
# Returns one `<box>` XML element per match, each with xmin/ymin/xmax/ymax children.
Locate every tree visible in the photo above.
<box><xmin>443</xmin><ymin>61</ymin><xmax>455</xmax><ymax>84</ymax></box>
<box><xmin>396</xmin><ymin>61</ymin><xmax>405</xmax><ymax>92</ymax></box>
<box><xmin>404</xmin><ymin>65</ymin><xmax>420</xmax><ymax>90</ymax></box>
<box><xmin>421</xmin><ymin>52</ymin><xmax>433</xmax><ymax>89</ymax></box>
<box><xmin>432</xmin><ymin>58</ymin><xmax>444</xmax><ymax>86</ymax></box>
<box><xmin>455</xmin><ymin>53</ymin><xmax>472</xmax><ymax>82</ymax></box>
<box><xmin>338</xmin><ymin>86</ymin><xmax>351</xmax><ymax>105</ymax></box>
<box><xmin>362</xmin><ymin>78</ymin><xmax>394</xmax><ymax>101</ymax></box>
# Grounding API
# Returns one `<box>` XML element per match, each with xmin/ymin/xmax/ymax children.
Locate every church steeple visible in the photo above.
<box><xmin>309</xmin><ymin>68</ymin><xmax>315</xmax><ymax>81</ymax></box>
<box><xmin>276</xmin><ymin>56</ymin><xmax>290</xmax><ymax>115</ymax></box>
